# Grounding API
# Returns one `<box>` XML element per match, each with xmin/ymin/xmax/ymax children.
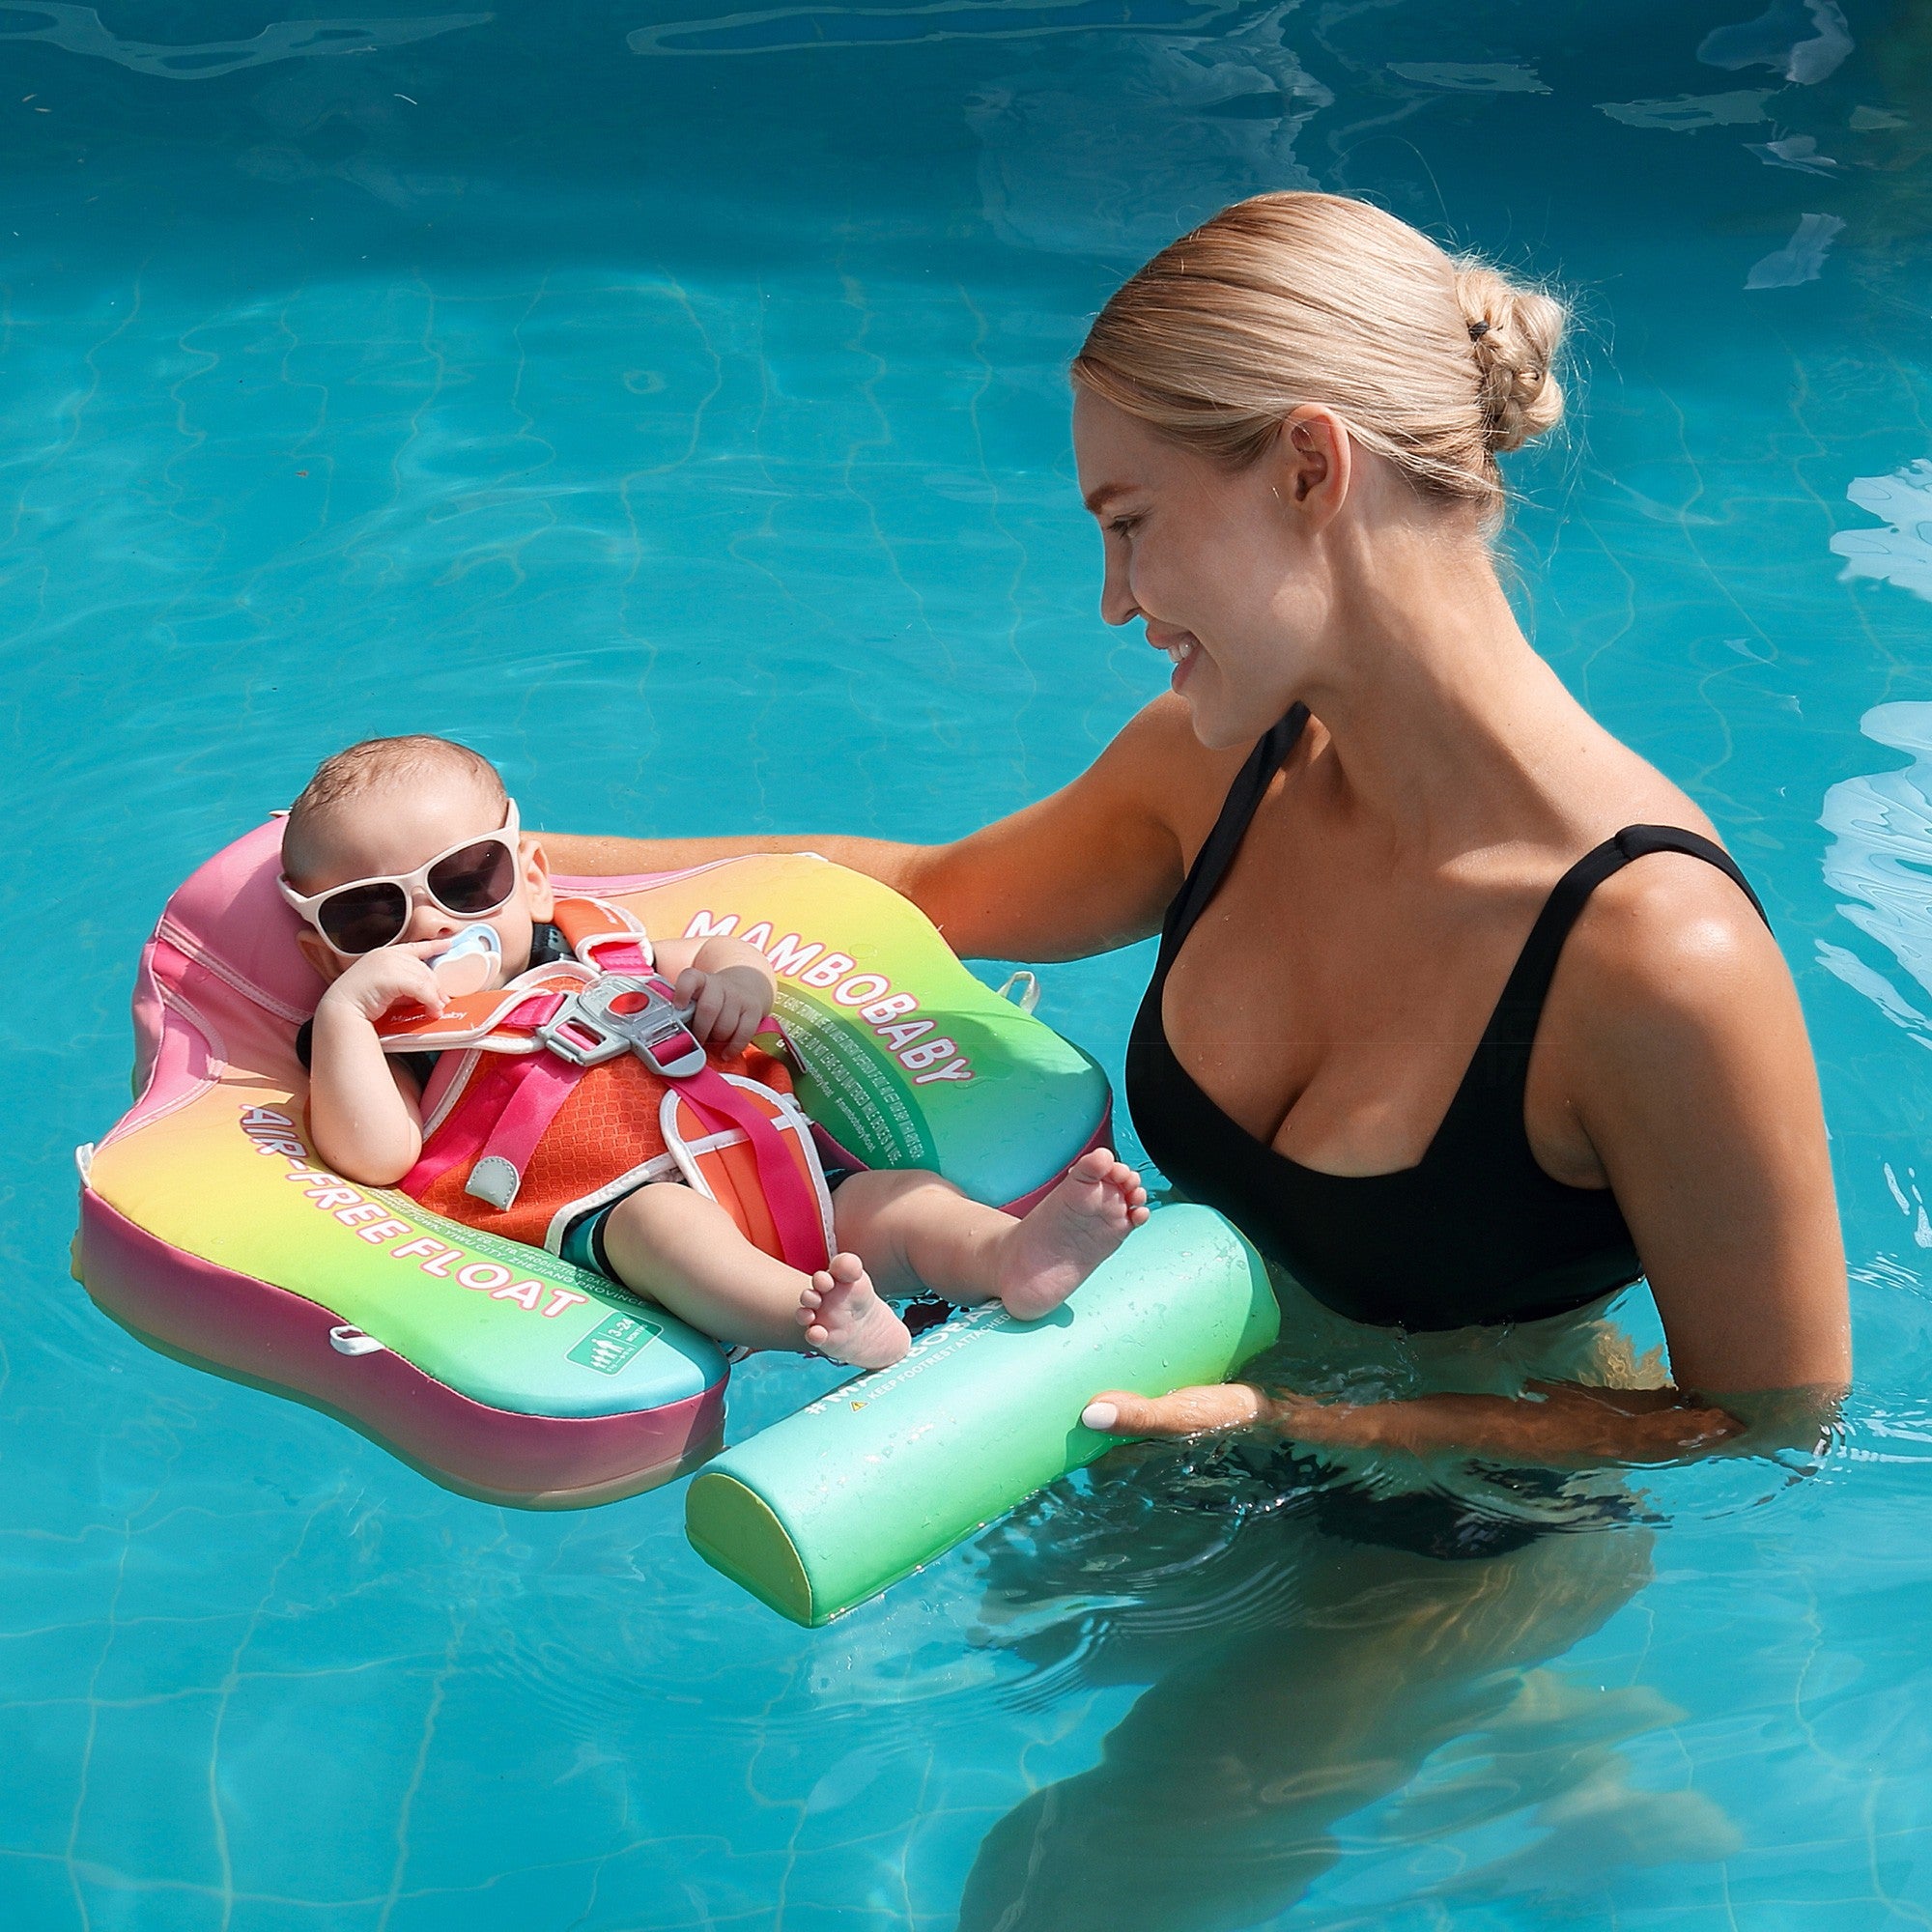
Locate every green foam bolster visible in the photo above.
<box><xmin>685</xmin><ymin>1207</ymin><xmax>1280</xmax><ymax>1625</ymax></box>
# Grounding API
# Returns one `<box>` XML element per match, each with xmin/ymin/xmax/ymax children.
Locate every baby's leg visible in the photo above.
<box><xmin>599</xmin><ymin>1184</ymin><xmax>910</xmax><ymax>1369</ymax></box>
<box><xmin>832</xmin><ymin>1149</ymin><xmax>1150</xmax><ymax>1321</ymax></box>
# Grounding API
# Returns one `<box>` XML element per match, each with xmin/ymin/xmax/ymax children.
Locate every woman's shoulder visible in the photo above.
<box><xmin>1554</xmin><ymin>826</ymin><xmax>1789</xmax><ymax>1046</ymax></box>
<box><xmin>1107</xmin><ymin>692</ymin><xmax>1251</xmax><ymax>767</ymax></box>
<box><xmin>1533</xmin><ymin>732</ymin><xmax>1775</xmax><ymax>1001</ymax></box>
<box><xmin>1096</xmin><ymin>695</ymin><xmax>1270</xmax><ymax>846</ymax></box>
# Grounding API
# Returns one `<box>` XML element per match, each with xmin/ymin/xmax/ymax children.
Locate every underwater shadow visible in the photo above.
<box><xmin>954</xmin><ymin>1441</ymin><xmax>1735</xmax><ymax>1929</ymax></box>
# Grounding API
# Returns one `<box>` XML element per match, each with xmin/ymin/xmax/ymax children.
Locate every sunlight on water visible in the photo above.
<box><xmin>1821</xmin><ymin>700</ymin><xmax>1932</xmax><ymax>1034</ymax></box>
<box><xmin>7</xmin><ymin>0</ymin><xmax>1932</xmax><ymax>1926</ymax></box>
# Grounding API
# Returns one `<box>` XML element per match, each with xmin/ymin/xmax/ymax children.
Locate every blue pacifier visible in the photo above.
<box><xmin>430</xmin><ymin>923</ymin><xmax>501</xmax><ymax>997</ymax></box>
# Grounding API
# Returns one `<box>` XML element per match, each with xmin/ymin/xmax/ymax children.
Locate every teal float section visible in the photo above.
<box><xmin>685</xmin><ymin>1206</ymin><xmax>1280</xmax><ymax>1625</ymax></box>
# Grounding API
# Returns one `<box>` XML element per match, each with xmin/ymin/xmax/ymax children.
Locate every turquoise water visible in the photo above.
<box><xmin>10</xmin><ymin>0</ymin><xmax>1932</xmax><ymax>1923</ymax></box>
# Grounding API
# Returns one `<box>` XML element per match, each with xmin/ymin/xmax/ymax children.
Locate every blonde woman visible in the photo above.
<box><xmin>554</xmin><ymin>191</ymin><xmax>1848</xmax><ymax>1462</ymax></box>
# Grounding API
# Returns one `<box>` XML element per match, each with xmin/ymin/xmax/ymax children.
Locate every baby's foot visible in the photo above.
<box><xmin>997</xmin><ymin>1149</ymin><xmax>1151</xmax><ymax>1321</ymax></box>
<box><xmin>798</xmin><ymin>1252</ymin><xmax>912</xmax><ymax>1370</ymax></box>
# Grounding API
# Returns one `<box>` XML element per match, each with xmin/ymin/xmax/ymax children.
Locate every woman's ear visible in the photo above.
<box><xmin>522</xmin><ymin>838</ymin><xmax>555</xmax><ymax>921</ymax></box>
<box><xmin>1274</xmin><ymin>405</ymin><xmax>1351</xmax><ymax>522</ymax></box>
<box><xmin>295</xmin><ymin>926</ymin><xmax>344</xmax><ymax>984</ymax></box>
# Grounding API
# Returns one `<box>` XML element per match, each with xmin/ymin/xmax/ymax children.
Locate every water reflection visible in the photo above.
<box><xmin>968</xmin><ymin>6</ymin><xmax>1328</xmax><ymax>260</ymax></box>
<box><xmin>1819</xmin><ymin>700</ymin><xmax>1932</xmax><ymax>1037</ymax></box>
<box><xmin>958</xmin><ymin>1464</ymin><xmax>1732</xmax><ymax>1926</ymax></box>
<box><xmin>1831</xmin><ymin>466</ymin><xmax>1932</xmax><ymax>605</ymax></box>
<box><xmin>1745</xmin><ymin>210</ymin><xmax>1845</xmax><ymax>287</ymax></box>
<box><xmin>628</xmin><ymin>0</ymin><xmax>1255</xmax><ymax>58</ymax></box>
<box><xmin>0</xmin><ymin>4</ymin><xmax>488</xmax><ymax>80</ymax></box>
<box><xmin>1385</xmin><ymin>62</ymin><xmax>1549</xmax><ymax>95</ymax></box>
<box><xmin>1696</xmin><ymin>0</ymin><xmax>1855</xmax><ymax>87</ymax></box>
<box><xmin>956</xmin><ymin>1279</ymin><xmax>1738</xmax><ymax>1926</ymax></box>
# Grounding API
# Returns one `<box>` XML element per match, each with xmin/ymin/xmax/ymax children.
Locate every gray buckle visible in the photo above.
<box><xmin>534</xmin><ymin>974</ymin><xmax>706</xmax><ymax>1076</ymax></box>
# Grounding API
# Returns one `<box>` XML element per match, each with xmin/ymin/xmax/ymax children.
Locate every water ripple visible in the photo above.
<box><xmin>1820</xmin><ymin>700</ymin><xmax>1932</xmax><ymax>1033</ymax></box>
<box><xmin>0</xmin><ymin>4</ymin><xmax>490</xmax><ymax>80</ymax></box>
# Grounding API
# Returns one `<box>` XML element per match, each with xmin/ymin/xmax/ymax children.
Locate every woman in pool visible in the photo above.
<box><xmin>552</xmin><ymin>190</ymin><xmax>1849</xmax><ymax>1460</ymax></box>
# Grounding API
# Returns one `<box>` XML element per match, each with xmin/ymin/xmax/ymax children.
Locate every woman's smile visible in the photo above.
<box><xmin>1149</xmin><ymin>626</ymin><xmax>1202</xmax><ymax>692</ymax></box>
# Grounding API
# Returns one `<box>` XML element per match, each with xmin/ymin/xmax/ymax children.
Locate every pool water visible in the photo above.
<box><xmin>9</xmin><ymin>0</ymin><xmax>1932</xmax><ymax>1924</ymax></box>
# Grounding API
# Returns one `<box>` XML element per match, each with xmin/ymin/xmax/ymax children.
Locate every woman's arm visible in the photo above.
<box><xmin>543</xmin><ymin>697</ymin><xmax>1243</xmax><ymax>962</ymax></box>
<box><xmin>1090</xmin><ymin>858</ymin><xmax>1851</xmax><ymax>1466</ymax></box>
<box><xmin>1081</xmin><ymin>1379</ymin><xmax>1750</xmax><ymax>1463</ymax></box>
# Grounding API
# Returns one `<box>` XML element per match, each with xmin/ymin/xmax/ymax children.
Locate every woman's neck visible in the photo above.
<box><xmin>1290</xmin><ymin>519</ymin><xmax>1600</xmax><ymax>859</ymax></box>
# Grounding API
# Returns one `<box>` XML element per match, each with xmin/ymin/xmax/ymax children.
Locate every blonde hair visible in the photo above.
<box><xmin>283</xmin><ymin>734</ymin><xmax>504</xmax><ymax>884</ymax></box>
<box><xmin>1072</xmin><ymin>191</ymin><xmax>1567</xmax><ymax>526</ymax></box>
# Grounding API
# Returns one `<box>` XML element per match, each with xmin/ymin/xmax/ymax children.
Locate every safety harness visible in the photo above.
<box><xmin>375</xmin><ymin>898</ymin><xmax>834</xmax><ymax>1272</ymax></box>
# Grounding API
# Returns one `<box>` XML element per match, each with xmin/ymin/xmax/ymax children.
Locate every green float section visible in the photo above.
<box><xmin>685</xmin><ymin>1206</ymin><xmax>1279</xmax><ymax>1625</ymax></box>
<box><xmin>618</xmin><ymin>856</ymin><xmax>1111</xmax><ymax>1207</ymax></box>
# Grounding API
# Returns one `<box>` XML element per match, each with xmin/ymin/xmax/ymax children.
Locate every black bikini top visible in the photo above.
<box><xmin>1124</xmin><ymin>706</ymin><xmax>1770</xmax><ymax>1331</ymax></box>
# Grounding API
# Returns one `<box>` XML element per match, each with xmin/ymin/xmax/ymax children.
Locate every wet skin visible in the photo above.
<box><xmin>550</xmin><ymin>394</ymin><xmax>1848</xmax><ymax>1463</ymax></box>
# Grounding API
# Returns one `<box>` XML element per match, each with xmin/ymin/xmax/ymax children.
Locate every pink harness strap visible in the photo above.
<box><xmin>401</xmin><ymin>1057</ymin><xmax>525</xmax><ymax>1196</ymax></box>
<box><xmin>397</xmin><ymin>990</ymin><xmax>573</xmax><ymax>1197</ymax></box>
<box><xmin>401</xmin><ymin>966</ymin><xmax>829</xmax><ymax>1273</ymax></box>
<box><xmin>668</xmin><ymin>1064</ymin><xmax>831</xmax><ymax>1275</ymax></box>
<box><xmin>459</xmin><ymin>1053</ymin><xmax>587</xmax><ymax>1211</ymax></box>
<box><xmin>585</xmin><ymin>938</ymin><xmax>648</xmax><ymax>975</ymax></box>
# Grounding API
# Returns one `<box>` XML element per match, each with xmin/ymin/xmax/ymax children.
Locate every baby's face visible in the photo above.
<box><xmin>290</xmin><ymin>777</ymin><xmax>552</xmax><ymax>987</ymax></box>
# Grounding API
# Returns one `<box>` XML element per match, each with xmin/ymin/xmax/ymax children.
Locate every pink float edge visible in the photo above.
<box><xmin>81</xmin><ymin>825</ymin><xmax>1097</xmax><ymax>1502</ymax></box>
<box><xmin>75</xmin><ymin>1186</ymin><xmax>725</xmax><ymax>1507</ymax></box>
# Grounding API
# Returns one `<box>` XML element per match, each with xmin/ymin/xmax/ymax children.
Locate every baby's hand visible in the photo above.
<box><xmin>674</xmin><ymin>963</ymin><xmax>773</xmax><ymax>1054</ymax></box>
<box><xmin>318</xmin><ymin>941</ymin><xmax>449</xmax><ymax>1028</ymax></box>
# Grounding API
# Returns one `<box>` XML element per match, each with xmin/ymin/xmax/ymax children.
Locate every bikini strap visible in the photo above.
<box><xmin>1480</xmin><ymin>825</ymin><xmax>1771</xmax><ymax>1062</ymax></box>
<box><xmin>1158</xmin><ymin>705</ymin><xmax>1310</xmax><ymax>967</ymax></box>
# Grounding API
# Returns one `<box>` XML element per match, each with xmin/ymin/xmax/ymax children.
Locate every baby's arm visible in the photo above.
<box><xmin>649</xmin><ymin>934</ymin><xmax>777</xmax><ymax>1053</ymax></box>
<box><xmin>307</xmin><ymin>945</ymin><xmax>442</xmax><ymax>1185</ymax></box>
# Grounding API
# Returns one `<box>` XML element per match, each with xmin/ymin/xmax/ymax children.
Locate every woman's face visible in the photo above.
<box><xmin>1072</xmin><ymin>388</ymin><xmax>1339</xmax><ymax>749</ymax></box>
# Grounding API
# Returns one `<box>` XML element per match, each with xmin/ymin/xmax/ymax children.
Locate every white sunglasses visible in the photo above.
<box><xmin>280</xmin><ymin>799</ymin><xmax>523</xmax><ymax>957</ymax></box>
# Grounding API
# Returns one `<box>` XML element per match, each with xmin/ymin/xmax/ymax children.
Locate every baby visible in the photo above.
<box><xmin>283</xmin><ymin>735</ymin><xmax>1149</xmax><ymax>1368</ymax></box>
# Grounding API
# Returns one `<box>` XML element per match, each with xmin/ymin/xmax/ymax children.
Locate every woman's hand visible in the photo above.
<box><xmin>675</xmin><ymin>961</ymin><xmax>774</xmax><ymax>1054</ymax></box>
<box><xmin>1081</xmin><ymin>1378</ymin><xmax>1749</xmax><ymax>1466</ymax></box>
<box><xmin>1082</xmin><ymin>1384</ymin><xmax>1275</xmax><ymax>1437</ymax></box>
<box><xmin>1079</xmin><ymin>1384</ymin><xmax>1400</xmax><ymax>1452</ymax></box>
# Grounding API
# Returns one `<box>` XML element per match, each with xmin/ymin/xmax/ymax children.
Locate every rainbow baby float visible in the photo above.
<box><xmin>74</xmin><ymin>820</ymin><xmax>1282</xmax><ymax>1614</ymax></box>
<box><xmin>71</xmin><ymin>818</ymin><xmax>1118</xmax><ymax>1506</ymax></box>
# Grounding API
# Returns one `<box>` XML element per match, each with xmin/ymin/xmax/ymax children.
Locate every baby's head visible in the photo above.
<box><xmin>280</xmin><ymin>735</ymin><xmax>552</xmax><ymax>986</ymax></box>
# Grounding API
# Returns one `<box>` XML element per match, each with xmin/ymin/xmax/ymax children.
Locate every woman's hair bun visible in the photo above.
<box><xmin>1073</xmin><ymin>193</ymin><xmax>1573</xmax><ymax>529</ymax></box>
<box><xmin>1452</xmin><ymin>262</ymin><xmax>1567</xmax><ymax>456</ymax></box>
